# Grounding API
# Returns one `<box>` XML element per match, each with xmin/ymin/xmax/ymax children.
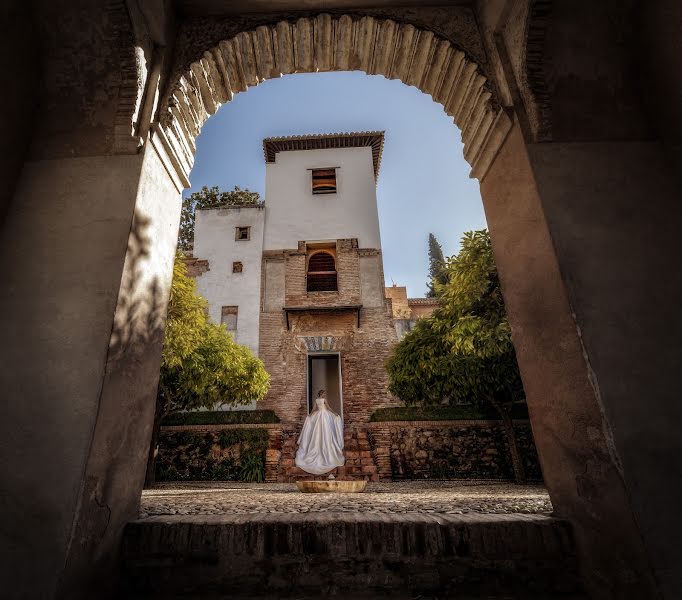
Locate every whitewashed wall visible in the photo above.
<box><xmin>263</xmin><ymin>147</ymin><xmax>381</xmax><ymax>250</ymax></box>
<box><xmin>193</xmin><ymin>205</ymin><xmax>265</xmax><ymax>356</ymax></box>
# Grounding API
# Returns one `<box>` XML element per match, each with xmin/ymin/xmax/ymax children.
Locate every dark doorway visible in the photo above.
<box><xmin>307</xmin><ymin>354</ymin><xmax>343</xmax><ymax>418</ymax></box>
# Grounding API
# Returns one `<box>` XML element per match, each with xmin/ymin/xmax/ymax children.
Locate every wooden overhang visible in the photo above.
<box><xmin>282</xmin><ymin>304</ymin><xmax>363</xmax><ymax>330</ymax></box>
<box><xmin>263</xmin><ymin>131</ymin><xmax>385</xmax><ymax>179</ymax></box>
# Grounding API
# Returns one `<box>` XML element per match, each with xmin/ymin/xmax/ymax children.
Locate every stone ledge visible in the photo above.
<box><xmin>160</xmin><ymin>423</ymin><xmax>283</xmax><ymax>432</ymax></box>
<box><xmin>368</xmin><ymin>419</ymin><xmax>532</xmax><ymax>428</ymax></box>
<box><xmin>131</xmin><ymin>511</ymin><xmax>561</xmax><ymax>527</ymax></box>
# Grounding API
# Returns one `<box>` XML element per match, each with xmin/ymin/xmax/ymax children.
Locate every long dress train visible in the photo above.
<box><xmin>295</xmin><ymin>397</ymin><xmax>345</xmax><ymax>475</ymax></box>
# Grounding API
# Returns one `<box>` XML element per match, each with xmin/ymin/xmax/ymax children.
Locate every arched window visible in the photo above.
<box><xmin>307</xmin><ymin>251</ymin><xmax>337</xmax><ymax>292</ymax></box>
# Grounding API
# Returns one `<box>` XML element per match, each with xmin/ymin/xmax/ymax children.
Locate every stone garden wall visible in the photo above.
<box><xmin>156</xmin><ymin>424</ymin><xmax>277</xmax><ymax>482</ymax></box>
<box><xmin>368</xmin><ymin>420</ymin><xmax>542</xmax><ymax>481</ymax></box>
<box><xmin>156</xmin><ymin>420</ymin><xmax>541</xmax><ymax>482</ymax></box>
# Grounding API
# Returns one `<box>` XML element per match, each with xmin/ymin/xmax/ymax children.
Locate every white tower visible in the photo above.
<box><xmin>262</xmin><ymin>132</ymin><xmax>384</xmax><ymax>250</ymax></box>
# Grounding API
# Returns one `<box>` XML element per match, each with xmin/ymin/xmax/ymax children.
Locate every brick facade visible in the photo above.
<box><xmin>257</xmin><ymin>238</ymin><xmax>400</xmax><ymax>480</ymax></box>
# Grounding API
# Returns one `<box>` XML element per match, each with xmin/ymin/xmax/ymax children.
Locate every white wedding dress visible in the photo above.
<box><xmin>295</xmin><ymin>397</ymin><xmax>345</xmax><ymax>475</ymax></box>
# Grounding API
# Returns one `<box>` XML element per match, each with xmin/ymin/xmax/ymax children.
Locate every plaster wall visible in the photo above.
<box><xmin>263</xmin><ymin>147</ymin><xmax>381</xmax><ymax>250</ymax></box>
<box><xmin>60</xmin><ymin>141</ymin><xmax>182</xmax><ymax>596</ymax></box>
<box><xmin>194</xmin><ymin>205</ymin><xmax>265</xmax><ymax>355</ymax></box>
<box><xmin>392</xmin><ymin>318</ymin><xmax>415</xmax><ymax>339</ymax></box>
<box><xmin>263</xmin><ymin>258</ymin><xmax>285</xmax><ymax>312</ymax></box>
<box><xmin>358</xmin><ymin>254</ymin><xmax>385</xmax><ymax>308</ymax></box>
<box><xmin>0</xmin><ymin>150</ymin><xmax>164</xmax><ymax>599</ymax></box>
<box><xmin>527</xmin><ymin>139</ymin><xmax>682</xmax><ymax>599</ymax></box>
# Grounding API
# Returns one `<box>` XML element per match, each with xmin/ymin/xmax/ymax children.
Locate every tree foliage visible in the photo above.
<box><xmin>179</xmin><ymin>185</ymin><xmax>262</xmax><ymax>251</ymax></box>
<box><xmin>426</xmin><ymin>233</ymin><xmax>448</xmax><ymax>297</ymax></box>
<box><xmin>159</xmin><ymin>254</ymin><xmax>270</xmax><ymax>414</ymax></box>
<box><xmin>387</xmin><ymin>230</ymin><xmax>527</xmax><ymax>482</ymax></box>
<box><xmin>147</xmin><ymin>254</ymin><xmax>270</xmax><ymax>486</ymax></box>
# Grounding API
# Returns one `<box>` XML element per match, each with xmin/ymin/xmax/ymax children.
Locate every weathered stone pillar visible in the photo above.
<box><xmin>0</xmin><ymin>137</ymin><xmax>182</xmax><ymax>599</ymax></box>
<box><xmin>480</xmin><ymin>122</ymin><xmax>662</xmax><ymax>599</ymax></box>
<box><xmin>526</xmin><ymin>136</ymin><xmax>682</xmax><ymax>600</ymax></box>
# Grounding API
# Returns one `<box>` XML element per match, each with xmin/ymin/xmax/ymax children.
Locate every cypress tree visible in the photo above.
<box><xmin>426</xmin><ymin>233</ymin><xmax>447</xmax><ymax>297</ymax></box>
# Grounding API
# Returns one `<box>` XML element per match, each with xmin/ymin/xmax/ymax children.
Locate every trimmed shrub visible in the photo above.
<box><xmin>218</xmin><ymin>428</ymin><xmax>269</xmax><ymax>452</ymax></box>
<box><xmin>162</xmin><ymin>410</ymin><xmax>280</xmax><ymax>426</ymax></box>
<box><xmin>370</xmin><ymin>402</ymin><xmax>529</xmax><ymax>422</ymax></box>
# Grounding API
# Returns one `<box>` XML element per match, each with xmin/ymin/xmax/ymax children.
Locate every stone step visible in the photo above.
<box><xmin>278</xmin><ymin>432</ymin><xmax>378</xmax><ymax>483</ymax></box>
<box><xmin>120</xmin><ymin>513</ymin><xmax>584</xmax><ymax>598</ymax></box>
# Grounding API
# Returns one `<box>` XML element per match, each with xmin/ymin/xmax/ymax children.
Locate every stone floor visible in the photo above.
<box><xmin>139</xmin><ymin>480</ymin><xmax>552</xmax><ymax>518</ymax></box>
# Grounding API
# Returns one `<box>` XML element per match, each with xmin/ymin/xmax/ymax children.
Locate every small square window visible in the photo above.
<box><xmin>232</xmin><ymin>261</ymin><xmax>243</xmax><ymax>273</ymax></box>
<box><xmin>221</xmin><ymin>306</ymin><xmax>238</xmax><ymax>332</ymax></box>
<box><xmin>312</xmin><ymin>168</ymin><xmax>337</xmax><ymax>195</ymax></box>
<box><xmin>235</xmin><ymin>226</ymin><xmax>251</xmax><ymax>241</ymax></box>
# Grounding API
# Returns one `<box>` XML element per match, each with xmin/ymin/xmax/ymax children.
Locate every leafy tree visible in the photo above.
<box><xmin>179</xmin><ymin>185</ymin><xmax>261</xmax><ymax>251</ymax></box>
<box><xmin>145</xmin><ymin>254</ymin><xmax>270</xmax><ymax>485</ymax></box>
<box><xmin>426</xmin><ymin>233</ymin><xmax>448</xmax><ymax>297</ymax></box>
<box><xmin>387</xmin><ymin>230</ymin><xmax>527</xmax><ymax>483</ymax></box>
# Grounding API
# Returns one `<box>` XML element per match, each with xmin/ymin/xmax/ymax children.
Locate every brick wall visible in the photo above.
<box><xmin>258</xmin><ymin>239</ymin><xmax>400</xmax><ymax>430</ymax></box>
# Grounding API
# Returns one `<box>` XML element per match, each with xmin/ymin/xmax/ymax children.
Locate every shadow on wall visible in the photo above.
<box><xmin>109</xmin><ymin>210</ymin><xmax>167</xmax><ymax>361</ymax></box>
<box><xmin>59</xmin><ymin>209</ymin><xmax>173</xmax><ymax>595</ymax></box>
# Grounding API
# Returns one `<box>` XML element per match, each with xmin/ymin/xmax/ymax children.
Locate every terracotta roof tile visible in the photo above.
<box><xmin>407</xmin><ymin>298</ymin><xmax>440</xmax><ymax>305</ymax></box>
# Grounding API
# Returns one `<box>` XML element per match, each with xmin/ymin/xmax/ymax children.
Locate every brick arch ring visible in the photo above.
<box><xmin>154</xmin><ymin>14</ymin><xmax>512</xmax><ymax>186</ymax></box>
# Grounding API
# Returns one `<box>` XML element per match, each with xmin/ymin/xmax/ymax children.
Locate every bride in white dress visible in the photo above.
<box><xmin>295</xmin><ymin>390</ymin><xmax>345</xmax><ymax>475</ymax></box>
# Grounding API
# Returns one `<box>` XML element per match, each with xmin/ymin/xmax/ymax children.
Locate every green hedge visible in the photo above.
<box><xmin>370</xmin><ymin>403</ymin><xmax>529</xmax><ymax>422</ymax></box>
<box><xmin>161</xmin><ymin>409</ymin><xmax>280</xmax><ymax>426</ymax></box>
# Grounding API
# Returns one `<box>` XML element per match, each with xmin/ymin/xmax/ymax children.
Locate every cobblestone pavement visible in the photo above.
<box><xmin>140</xmin><ymin>481</ymin><xmax>552</xmax><ymax>518</ymax></box>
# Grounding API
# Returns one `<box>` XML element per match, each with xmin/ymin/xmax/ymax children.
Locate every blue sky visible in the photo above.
<box><xmin>187</xmin><ymin>71</ymin><xmax>487</xmax><ymax>297</ymax></box>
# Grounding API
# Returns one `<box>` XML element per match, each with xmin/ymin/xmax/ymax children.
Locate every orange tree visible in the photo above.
<box><xmin>145</xmin><ymin>254</ymin><xmax>269</xmax><ymax>485</ymax></box>
<box><xmin>386</xmin><ymin>230</ymin><xmax>527</xmax><ymax>483</ymax></box>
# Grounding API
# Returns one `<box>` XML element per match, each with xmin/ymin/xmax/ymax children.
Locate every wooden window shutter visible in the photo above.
<box><xmin>312</xmin><ymin>168</ymin><xmax>337</xmax><ymax>194</ymax></box>
<box><xmin>307</xmin><ymin>251</ymin><xmax>338</xmax><ymax>292</ymax></box>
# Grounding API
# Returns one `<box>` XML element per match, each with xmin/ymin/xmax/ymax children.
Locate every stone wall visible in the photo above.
<box><xmin>156</xmin><ymin>420</ymin><xmax>540</xmax><ymax>483</ymax></box>
<box><xmin>369</xmin><ymin>420</ymin><xmax>542</xmax><ymax>481</ymax></box>
<box><xmin>155</xmin><ymin>425</ymin><xmax>275</xmax><ymax>482</ymax></box>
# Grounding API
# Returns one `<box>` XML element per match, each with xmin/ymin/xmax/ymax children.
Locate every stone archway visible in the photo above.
<box><xmin>136</xmin><ymin>12</ymin><xmax>676</xmax><ymax>600</ymax></box>
<box><xmin>152</xmin><ymin>15</ymin><xmax>511</xmax><ymax>187</ymax></box>
<box><xmin>2</xmin><ymin>3</ymin><xmax>679</xmax><ymax>599</ymax></box>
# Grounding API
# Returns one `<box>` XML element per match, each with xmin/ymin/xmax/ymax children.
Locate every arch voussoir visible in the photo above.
<box><xmin>157</xmin><ymin>14</ymin><xmax>511</xmax><ymax>188</ymax></box>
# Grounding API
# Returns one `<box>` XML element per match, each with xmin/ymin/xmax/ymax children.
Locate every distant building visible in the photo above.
<box><xmin>385</xmin><ymin>285</ymin><xmax>439</xmax><ymax>338</ymax></box>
